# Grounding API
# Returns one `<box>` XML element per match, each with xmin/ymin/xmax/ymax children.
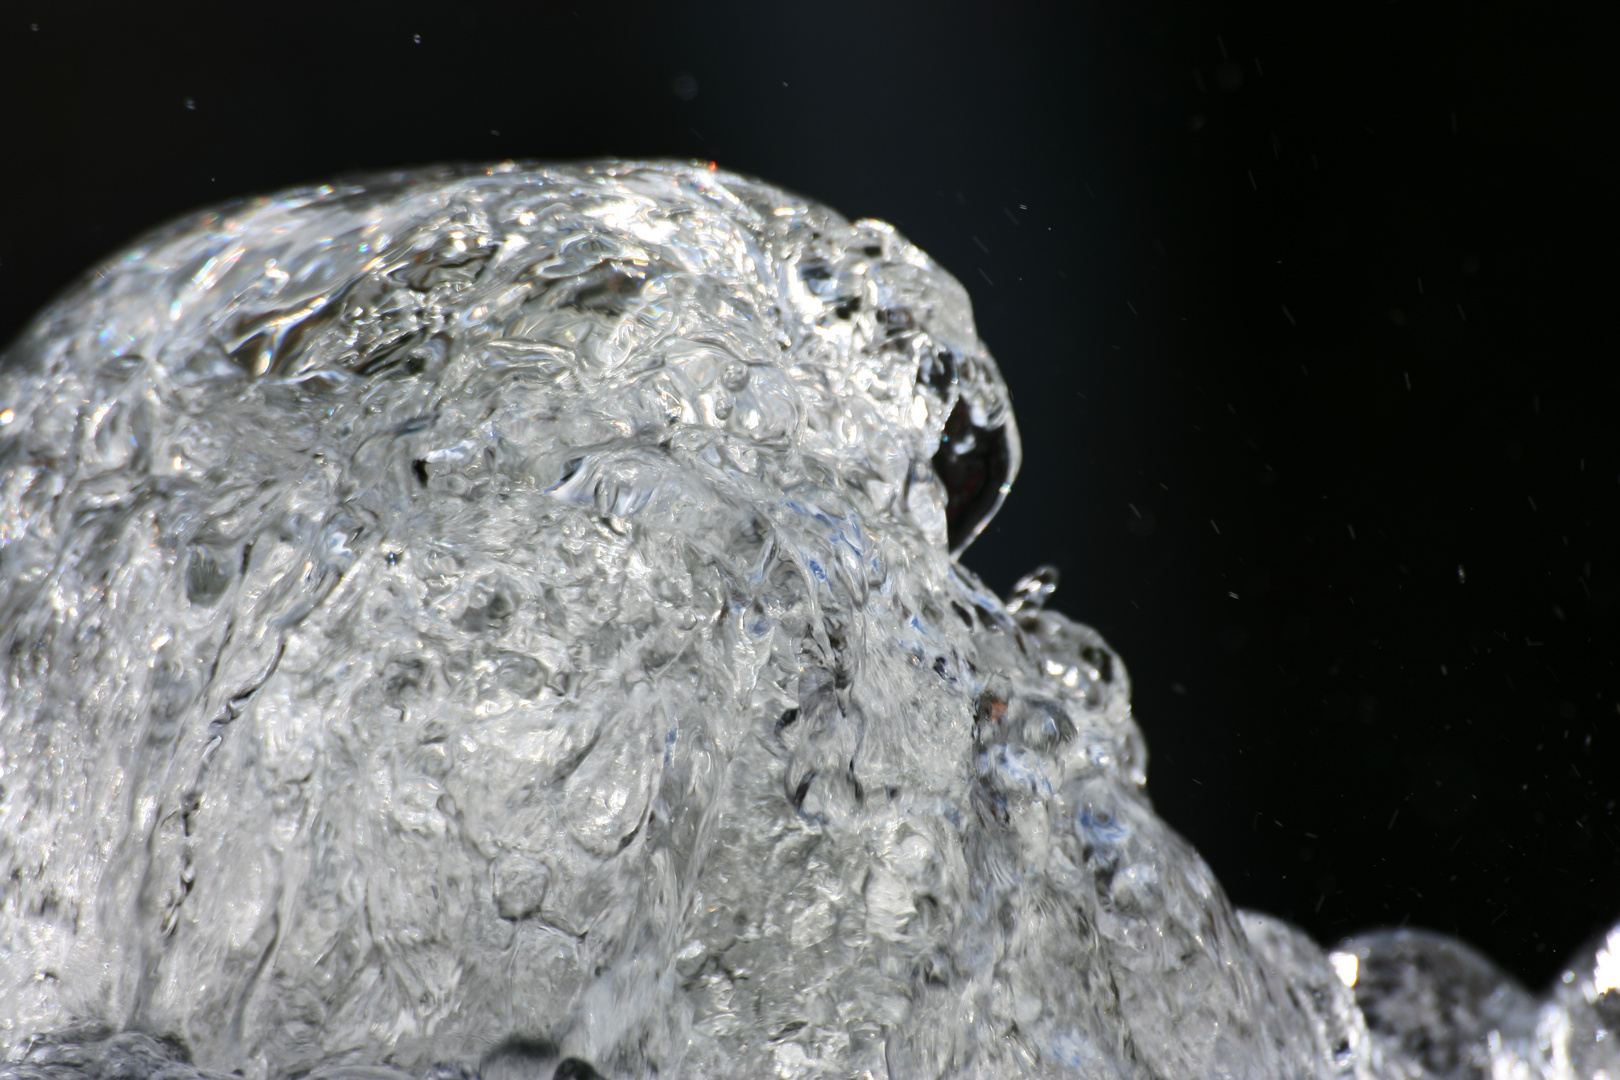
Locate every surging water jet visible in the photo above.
<box><xmin>0</xmin><ymin>162</ymin><xmax>1614</xmax><ymax>1079</ymax></box>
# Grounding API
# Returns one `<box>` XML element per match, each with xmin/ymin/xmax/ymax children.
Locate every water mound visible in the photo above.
<box><xmin>0</xmin><ymin>161</ymin><xmax>1612</xmax><ymax>1078</ymax></box>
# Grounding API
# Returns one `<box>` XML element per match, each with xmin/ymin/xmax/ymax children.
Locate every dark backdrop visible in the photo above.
<box><xmin>2</xmin><ymin>1</ymin><xmax>1614</xmax><ymax>988</ymax></box>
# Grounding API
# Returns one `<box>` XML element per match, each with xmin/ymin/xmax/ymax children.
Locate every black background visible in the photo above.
<box><xmin>2</xmin><ymin>1</ymin><xmax>1614</xmax><ymax>988</ymax></box>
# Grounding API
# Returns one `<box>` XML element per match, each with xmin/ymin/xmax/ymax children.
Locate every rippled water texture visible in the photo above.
<box><xmin>0</xmin><ymin>162</ymin><xmax>1614</xmax><ymax>1079</ymax></box>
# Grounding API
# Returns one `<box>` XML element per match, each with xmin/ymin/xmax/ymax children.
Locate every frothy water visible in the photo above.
<box><xmin>0</xmin><ymin>162</ymin><xmax>1613</xmax><ymax>1079</ymax></box>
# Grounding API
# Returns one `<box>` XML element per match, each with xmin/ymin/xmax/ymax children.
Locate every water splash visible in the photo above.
<box><xmin>0</xmin><ymin>162</ymin><xmax>1611</xmax><ymax>1079</ymax></box>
